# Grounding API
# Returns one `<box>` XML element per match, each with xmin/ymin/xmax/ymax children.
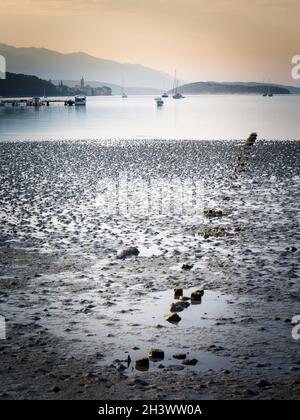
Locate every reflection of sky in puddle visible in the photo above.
<box><xmin>94</xmin><ymin>287</ymin><xmax>233</xmax><ymax>373</ymax></box>
<box><xmin>109</xmin><ymin>287</ymin><xmax>232</xmax><ymax>328</ymax></box>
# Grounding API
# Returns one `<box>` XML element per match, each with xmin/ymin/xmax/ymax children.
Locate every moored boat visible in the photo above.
<box><xmin>75</xmin><ymin>95</ymin><xmax>86</xmax><ymax>106</ymax></box>
<box><xmin>172</xmin><ymin>70</ymin><xmax>184</xmax><ymax>99</ymax></box>
<box><xmin>155</xmin><ymin>96</ymin><xmax>164</xmax><ymax>106</ymax></box>
<box><xmin>173</xmin><ymin>92</ymin><xmax>184</xmax><ymax>99</ymax></box>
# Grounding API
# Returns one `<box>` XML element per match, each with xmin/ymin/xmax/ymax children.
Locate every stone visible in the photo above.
<box><xmin>135</xmin><ymin>358</ymin><xmax>149</xmax><ymax>372</ymax></box>
<box><xmin>174</xmin><ymin>288</ymin><xmax>183</xmax><ymax>299</ymax></box>
<box><xmin>173</xmin><ymin>353</ymin><xmax>187</xmax><ymax>360</ymax></box>
<box><xmin>182</xmin><ymin>358</ymin><xmax>198</xmax><ymax>366</ymax></box>
<box><xmin>204</xmin><ymin>209</ymin><xmax>223</xmax><ymax>218</ymax></box>
<box><xmin>191</xmin><ymin>289</ymin><xmax>204</xmax><ymax>301</ymax></box>
<box><xmin>148</xmin><ymin>349</ymin><xmax>164</xmax><ymax>362</ymax></box>
<box><xmin>116</xmin><ymin>247</ymin><xmax>139</xmax><ymax>259</ymax></box>
<box><xmin>165</xmin><ymin>313</ymin><xmax>182</xmax><ymax>324</ymax></box>
<box><xmin>256</xmin><ymin>379</ymin><xmax>271</xmax><ymax>388</ymax></box>
<box><xmin>169</xmin><ymin>301</ymin><xmax>190</xmax><ymax>313</ymax></box>
<box><xmin>181</xmin><ymin>263</ymin><xmax>194</xmax><ymax>270</ymax></box>
<box><xmin>245</xmin><ymin>132</ymin><xmax>257</xmax><ymax>146</ymax></box>
<box><xmin>203</xmin><ymin>227</ymin><xmax>227</xmax><ymax>238</ymax></box>
<box><xmin>50</xmin><ymin>386</ymin><xmax>61</xmax><ymax>393</ymax></box>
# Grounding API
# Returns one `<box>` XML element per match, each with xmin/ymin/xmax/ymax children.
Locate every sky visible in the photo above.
<box><xmin>0</xmin><ymin>0</ymin><xmax>300</xmax><ymax>84</ymax></box>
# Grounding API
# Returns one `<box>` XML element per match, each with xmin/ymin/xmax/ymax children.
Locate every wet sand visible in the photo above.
<box><xmin>0</xmin><ymin>139</ymin><xmax>300</xmax><ymax>399</ymax></box>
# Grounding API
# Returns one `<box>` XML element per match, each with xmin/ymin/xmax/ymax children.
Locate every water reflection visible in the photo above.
<box><xmin>1</xmin><ymin>95</ymin><xmax>300</xmax><ymax>141</ymax></box>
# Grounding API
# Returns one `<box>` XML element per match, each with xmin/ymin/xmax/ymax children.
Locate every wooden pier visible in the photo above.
<box><xmin>0</xmin><ymin>97</ymin><xmax>76</xmax><ymax>107</ymax></box>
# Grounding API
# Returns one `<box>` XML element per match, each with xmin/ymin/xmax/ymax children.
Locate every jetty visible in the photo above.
<box><xmin>0</xmin><ymin>96</ymin><xmax>84</xmax><ymax>107</ymax></box>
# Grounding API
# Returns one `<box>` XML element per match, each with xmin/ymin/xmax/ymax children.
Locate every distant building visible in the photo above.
<box><xmin>80</xmin><ymin>76</ymin><xmax>85</xmax><ymax>90</ymax></box>
<box><xmin>58</xmin><ymin>77</ymin><xmax>112</xmax><ymax>96</ymax></box>
<box><xmin>57</xmin><ymin>80</ymin><xmax>64</xmax><ymax>93</ymax></box>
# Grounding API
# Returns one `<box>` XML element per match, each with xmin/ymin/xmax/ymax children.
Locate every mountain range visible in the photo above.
<box><xmin>1</xmin><ymin>43</ymin><xmax>300</xmax><ymax>95</ymax></box>
<box><xmin>0</xmin><ymin>43</ymin><xmax>172</xmax><ymax>89</ymax></box>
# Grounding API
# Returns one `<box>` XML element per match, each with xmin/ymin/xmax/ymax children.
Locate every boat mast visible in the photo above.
<box><xmin>173</xmin><ymin>70</ymin><xmax>177</xmax><ymax>94</ymax></box>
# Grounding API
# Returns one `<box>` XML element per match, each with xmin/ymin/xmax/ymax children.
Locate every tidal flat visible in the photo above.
<box><xmin>0</xmin><ymin>138</ymin><xmax>299</xmax><ymax>399</ymax></box>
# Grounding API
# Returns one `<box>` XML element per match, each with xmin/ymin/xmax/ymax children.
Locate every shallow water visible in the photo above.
<box><xmin>1</xmin><ymin>95</ymin><xmax>300</xmax><ymax>140</ymax></box>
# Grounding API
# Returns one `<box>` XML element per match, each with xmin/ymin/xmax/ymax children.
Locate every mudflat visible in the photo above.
<box><xmin>0</xmin><ymin>139</ymin><xmax>299</xmax><ymax>399</ymax></box>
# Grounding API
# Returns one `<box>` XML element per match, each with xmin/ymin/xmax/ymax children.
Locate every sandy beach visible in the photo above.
<box><xmin>0</xmin><ymin>138</ymin><xmax>300</xmax><ymax>399</ymax></box>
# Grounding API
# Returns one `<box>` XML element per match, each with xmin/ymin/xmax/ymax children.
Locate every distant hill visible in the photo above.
<box><xmin>0</xmin><ymin>72</ymin><xmax>57</xmax><ymax>97</ymax></box>
<box><xmin>170</xmin><ymin>82</ymin><xmax>291</xmax><ymax>95</ymax></box>
<box><xmin>0</xmin><ymin>43</ymin><xmax>171</xmax><ymax>89</ymax></box>
<box><xmin>221</xmin><ymin>81</ymin><xmax>300</xmax><ymax>94</ymax></box>
<box><xmin>172</xmin><ymin>82</ymin><xmax>292</xmax><ymax>95</ymax></box>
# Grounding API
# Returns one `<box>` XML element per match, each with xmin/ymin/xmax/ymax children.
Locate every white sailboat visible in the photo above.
<box><xmin>121</xmin><ymin>79</ymin><xmax>128</xmax><ymax>98</ymax></box>
<box><xmin>172</xmin><ymin>71</ymin><xmax>184</xmax><ymax>99</ymax></box>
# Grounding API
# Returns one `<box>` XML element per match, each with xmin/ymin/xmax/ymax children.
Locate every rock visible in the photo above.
<box><xmin>181</xmin><ymin>263</ymin><xmax>193</xmax><ymax>270</ymax></box>
<box><xmin>169</xmin><ymin>301</ymin><xmax>190</xmax><ymax>313</ymax></box>
<box><xmin>256</xmin><ymin>379</ymin><xmax>271</xmax><ymax>388</ymax></box>
<box><xmin>116</xmin><ymin>247</ymin><xmax>139</xmax><ymax>259</ymax></box>
<box><xmin>202</xmin><ymin>227</ymin><xmax>227</xmax><ymax>238</ymax></box>
<box><xmin>191</xmin><ymin>289</ymin><xmax>204</xmax><ymax>302</ymax></box>
<box><xmin>173</xmin><ymin>353</ymin><xmax>187</xmax><ymax>360</ymax></box>
<box><xmin>245</xmin><ymin>132</ymin><xmax>257</xmax><ymax>146</ymax></box>
<box><xmin>148</xmin><ymin>349</ymin><xmax>164</xmax><ymax>362</ymax></box>
<box><xmin>174</xmin><ymin>288</ymin><xmax>183</xmax><ymax>299</ymax></box>
<box><xmin>165</xmin><ymin>313</ymin><xmax>182</xmax><ymax>324</ymax></box>
<box><xmin>50</xmin><ymin>386</ymin><xmax>61</xmax><ymax>393</ymax></box>
<box><xmin>182</xmin><ymin>358</ymin><xmax>198</xmax><ymax>366</ymax></box>
<box><xmin>246</xmin><ymin>389</ymin><xmax>259</xmax><ymax>396</ymax></box>
<box><xmin>135</xmin><ymin>358</ymin><xmax>149</xmax><ymax>372</ymax></box>
<box><xmin>204</xmin><ymin>209</ymin><xmax>223</xmax><ymax>218</ymax></box>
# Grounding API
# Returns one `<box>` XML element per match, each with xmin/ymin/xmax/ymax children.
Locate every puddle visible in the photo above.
<box><xmin>8</xmin><ymin>274</ymin><xmax>234</xmax><ymax>375</ymax></box>
<box><xmin>104</xmin><ymin>287</ymin><xmax>232</xmax><ymax>328</ymax></box>
<box><xmin>99</xmin><ymin>346</ymin><xmax>229</xmax><ymax>374</ymax></box>
<box><xmin>93</xmin><ymin>287</ymin><xmax>233</xmax><ymax>373</ymax></box>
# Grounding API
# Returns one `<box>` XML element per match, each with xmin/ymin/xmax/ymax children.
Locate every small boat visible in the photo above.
<box><xmin>162</xmin><ymin>92</ymin><xmax>169</xmax><ymax>98</ymax></box>
<box><xmin>122</xmin><ymin>92</ymin><xmax>128</xmax><ymax>98</ymax></box>
<box><xmin>172</xmin><ymin>70</ymin><xmax>184</xmax><ymax>99</ymax></box>
<box><xmin>75</xmin><ymin>95</ymin><xmax>86</xmax><ymax>106</ymax></box>
<box><xmin>155</xmin><ymin>97</ymin><xmax>164</xmax><ymax>106</ymax></box>
<box><xmin>263</xmin><ymin>83</ymin><xmax>273</xmax><ymax>97</ymax></box>
<box><xmin>173</xmin><ymin>92</ymin><xmax>184</xmax><ymax>99</ymax></box>
<box><xmin>267</xmin><ymin>85</ymin><xmax>273</xmax><ymax>97</ymax></box>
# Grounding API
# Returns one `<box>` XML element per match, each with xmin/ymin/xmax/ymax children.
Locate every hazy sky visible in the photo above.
<box><xmin>1</xmin><ymin>0</ymin><xmax>300</xmax><ymax>84</ymax></box>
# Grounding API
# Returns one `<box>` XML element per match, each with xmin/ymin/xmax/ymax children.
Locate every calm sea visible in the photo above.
<box><xmin>0</xmin><ymin>94</ymin><xmax>300</xmax><ymax>141</ymax></box>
